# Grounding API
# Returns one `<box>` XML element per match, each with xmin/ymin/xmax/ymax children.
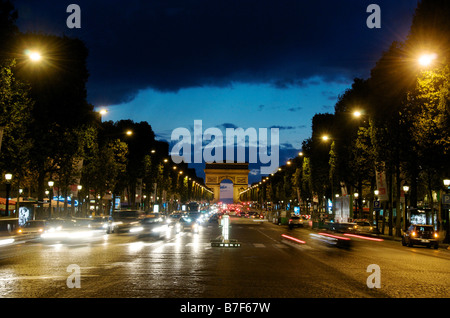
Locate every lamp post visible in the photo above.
<box><xmin>443</xmin><ymin>179</ymin><xmax>450</xmax><ymax>243</ymax></box>
<box><xmin>4</xmin><ymin>173</ymin><xmax>12</xmax><ymax>217</ymax></box>
<box><xmin>374</xmin><ymin>190</ymin><xmax>379</xmax><ymax>232</ymax></box>
<box><xmin>403</xmin><ymin>184</ymin><xmax>409</xmax><ymax>232</ymax></box>
<box><xmin>48</xmin><ymin>180</ymin><xmax>54</xmax><ymax>218</ymax></box>
<box><xmin>354</xmin><ymin>193</ymin><xmax>359</xmax><ymax>219</ymax></box>
<box><xmin>77</xmin><ymin>185</ymin><xmax>83</xmax><ymax>217</ymax></box>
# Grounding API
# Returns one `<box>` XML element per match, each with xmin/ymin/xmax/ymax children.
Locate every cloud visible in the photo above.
<box><xmin>218</xmin><ymin>123</ymin><xmax>239</xmax><ymax>129</ymax></box>
<box><xmin>15</xmin><ymin>0</ymin><xmax>417</xmax><ymax>106</ymax></box>
<box><xmin>288</xmin><ymin>106</ymin><xmax>303</xmax><ymax>112</ymax></box>
<box><xmin>269</xmin><ymin>125</ymin><xmax>296</xmax><ymax>130</ymax></box>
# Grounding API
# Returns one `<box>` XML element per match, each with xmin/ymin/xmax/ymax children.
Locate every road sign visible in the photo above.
<box><xmin>443</xmin><ymin>194</ymin><xmax>450</xmax><ymax>205</ymax></box>
<box><xmin>373</xmin><ymin>200</ymin><xmax>381</xmax><ymax>210</ymax></box>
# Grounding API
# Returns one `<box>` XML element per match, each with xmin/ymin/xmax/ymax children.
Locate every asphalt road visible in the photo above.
<box><xmin>0</xmin><ymin>216</ymin><xmax>448</xmax><ymax>299</ymax></box>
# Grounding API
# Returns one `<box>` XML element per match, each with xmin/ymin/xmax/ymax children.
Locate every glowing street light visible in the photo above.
<box><xmin>353</xmin><ymin>111</ymin><xmax>362</xmax><ymax>118</ymax></box>
<box><xmin>4</xmin><ymin>173</ymin><xmax>12</xmax><ymax>216</ymax></box>
<box><xmin>418</xmin><ymin>53</ymin><xmax>437</xmax><ymax>67</ymax></box>
<box><xmin>28</xmin><ymin>51</ymin><xmax>42</xmax><ymax>62</ymax></box>
<box><xmin>126</xmin><ymin>130</ymin><xmax>133</xmax><ymax>136</ymax></box>
<box><xmin>322</xmin><ymin>135</ymin><xmax>330</xmax><ymax>141</ymax></box>
<box><xmin>48</xmin><ymin>180</ymin><xmax>54</xmax><ymax>218</ymax></box>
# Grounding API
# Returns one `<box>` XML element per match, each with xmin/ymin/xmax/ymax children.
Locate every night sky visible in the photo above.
<box><xmin>13</xmin><ymin>0</ymin><xmax>419</xmax><ymax>184</ymax></box>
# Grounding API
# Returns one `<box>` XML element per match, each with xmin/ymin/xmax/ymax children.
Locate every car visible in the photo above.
<box><xmin>87</xmin><ymin>216</ymin><xmax>110</xmax><ymax>230</ymax></box>
<box><xmin>176</xmin><ymin>216</ymin><xmax>199</xmax><ymax>234</ymax></box>
<box><xmin>17</xmin><ymin>220</ymin><xmax>47</xmax><ymax>238</ymax></box>
<box><xmin>247</xmin><ymin>211</ymin><xmax>261</xmax><ymax>219</ymax></box>
<box><xmin>327</xmin><ymin>222</ymin><xmax>358</xmax><ymax>233</ymax></box>
<box><xmin>106</xmin><ymin>210</ymin><xmax>145</xmax><ymax>234</ymax></box>
<box><xmin>208</xmin><ymin>213</ymin><xmax>220</xmax><ymax>224</ymax></box>
<box><xmin>288</xmin><ymin>216</ymin><xmax>304</xmax><ymax>229</ymax></box>
<box><xmin>353</xmin><ymin>220</ymin><xmax>378</xmax><ymax>234</ymax></box>
<box><xmin>186</xmin><ymin>212</ymin><xmax>203</xmax><ymax>224</ymax></box>
<box><xmin>139</xmin><ymin>214</ymin><xmax>169</xmax><ymax>238</ymax></box>
<box><xmin>39</xmin><ymin>218</ymin><xmax>100</xmax><ymax>242</ymax></box>
<box><xmin>402</xmin><ymin>224</ymin><xmax>439</xmax><ymax>249</ymax></box>
<box><xmin>166</xmin><ymin>213</ymin><xmax>183</xmax><ymax>226</ymax></box>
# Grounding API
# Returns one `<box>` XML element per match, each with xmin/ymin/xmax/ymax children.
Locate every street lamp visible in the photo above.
<box><xmin>444</xmin><ymin>179</ymin><xmax>450</xmax><ymax>243</ymax></box>
<box><xmin>27</xmin><ymin>51</ymin><xmax>42</xmax><ymax>62</ymax></box>
<box><xmin>354</xmin><ymin>192</ymin><xmax>359</xmax><ymax>219</ymax></box>
<box><xmin>418</xmin><ymin>53</ymin><xmax>437</xmax><ymax>67</ymax></box>
<box><xmin>444</xmin><ymin>179</ymin><xmax>450</xmax><ymax>188</ymax></box>
<box><xmin>4</xmin><ymin>173</ymin><xmax>12</xmax><ymax>216</ymax></box>
<box><xmin>403</xmin><ymin>184</ymin><xmax>409</xmax><ymax>232</ymax></box>
<box><xmin>77</xmin><ymin>185</ymin><xmax>83</xmax><ymax>216</ymax></box>
<box><xmin>48</xmin><ymin>180</ymin><xmax>54</xmax><ymax>218</ymax></box>
<box><xmin>374</xmin><ymin>190</ymin><xmax>380</xmax><ymax>231</ymax></box>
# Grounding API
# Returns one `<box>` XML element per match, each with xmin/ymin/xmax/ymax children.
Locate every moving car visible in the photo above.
<box><xmin>288</xmin><ymin>216</ymin><xmax>304</xmax><ymax>229</ymax></box>
<box><xmin>402</xmin><ymin>224</ymin><xmax>438</xmax><ymax>249</ymax></box>
<box><xmin>176</xmin><ymin>216</ymin><xmax>199</xmax><ymax>234</ymax></box>
<box><xmin>106</xmin><ymin>210</ymin><xmax>145</xmax><ymax>234</ymax></box>
<box><xmin>354</xmin><ymin>220</ymin><xmax>378</xmax><ymax>234</ymax></box>
<box><xmin>208</xmin><ymin>213</ymin><xmax>220</xmax><ymax>224</ymax></box>
<box><xmin>166</xmin><ymin>213</ymin><xmax>182</xmax><ymax>226</ymax></box>
<box><xmin>327</xmin><ymin>222</ymin><xmax>358</xmax><ymax>233</ymax></box>
<box><xmin>88</xmin><ymin>216</ymin><xmax>109</xmax><ymax>230</ymax></box>
<box><xmin>247</xmin><ymin>211</ymin><xmax>261</xmax><ymax>219</ymax></box>
<box><xmin>139</xmin><ymin>214</ymin><xmax>169</xmax><ymax>238</ymax></box>
<box><xmin>17</xmin><ymin>220</ymin><xmax>47</xmax><ymax>238</ymax></box>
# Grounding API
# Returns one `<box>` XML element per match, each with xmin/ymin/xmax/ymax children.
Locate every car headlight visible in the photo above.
<box><xmin>130</xmin><ymin>226</ymin><xmax>144</xmax><ymax>233</ymax></box>
<box><xmin>434</xmin><ymin>232</ymin><xmax>438</xmax><ymax>238</ymax></box>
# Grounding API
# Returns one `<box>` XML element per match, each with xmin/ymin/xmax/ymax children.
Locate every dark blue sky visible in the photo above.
<box><xmin>13</xmin><ymin>0</ymin><xmax>419</xmax><ymax>183</ymax></box>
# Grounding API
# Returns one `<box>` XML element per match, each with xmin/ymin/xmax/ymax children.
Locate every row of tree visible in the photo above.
<box><xmin>242</xmin><ymin>0</ymin><xmax>450</xmax><ymax>238</ymax></box>
<box><xmin>0</xmin><ymin>1</ymin><xmax>211</xmax><ymax>217</ymax></box>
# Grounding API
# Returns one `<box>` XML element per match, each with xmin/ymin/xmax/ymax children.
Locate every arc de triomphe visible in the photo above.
<box><xmin>204</xmin><ymin>163</ymin><xmax>249</xmax><ymax>203</ymax></box>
